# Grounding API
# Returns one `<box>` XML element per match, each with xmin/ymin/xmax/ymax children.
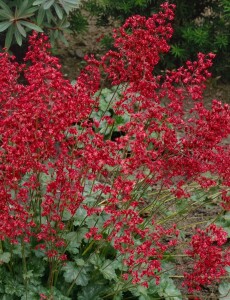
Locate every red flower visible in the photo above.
<box><xmin>183</xmin><ymin>225</ymin><xmax>230</xmax><ymax>292</ymax></box>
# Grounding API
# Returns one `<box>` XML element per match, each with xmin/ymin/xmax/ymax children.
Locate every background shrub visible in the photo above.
<box><xmin>0</xmin><ymin>0</ymin><xmax>82</xmax><ymax>59</ymax></box>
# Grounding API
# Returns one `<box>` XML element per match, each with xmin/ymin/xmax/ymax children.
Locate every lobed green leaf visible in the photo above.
<box><xmin>0</xmin><ymin>252</ymin><xmax>11</xmax><ymax>263</ymax></box>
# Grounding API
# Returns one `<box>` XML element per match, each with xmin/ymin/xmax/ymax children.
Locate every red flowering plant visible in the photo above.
<box><xmin>0</xmin><ymin>2</ymin><xmax>229</xmax><ymax>299</ymax></box>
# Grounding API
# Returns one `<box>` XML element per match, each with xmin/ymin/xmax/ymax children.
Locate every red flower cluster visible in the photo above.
<box><xmin>118</xmin><ymin>222</ymin><xmax>179</xmax><ymax>287</ymax></box>
<box><xmin>0</xmin><ymin>1</ymin><xmax>229</xmax><ymax>290</ymax></box>
<box><xmin>184</xmin><ymin>224</ymin><xmax>230</xmax><ymax>292</ymax></box>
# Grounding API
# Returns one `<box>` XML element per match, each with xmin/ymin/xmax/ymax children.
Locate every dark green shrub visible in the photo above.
<box><xmin>68</xmin><ymin>9</ymin><xmax>88</xmax><ymax>33</ymax></box>
<box><xmin>0</xmin><ymin>0</ymin><xmax>82</xmax><ymax>50</ymax></box>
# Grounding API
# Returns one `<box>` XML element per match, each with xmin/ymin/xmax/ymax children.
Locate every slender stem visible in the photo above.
<box><xmin>21</xmin><ymin>238</ymin><xmax>28</xmax><ymax>300</ymax></box>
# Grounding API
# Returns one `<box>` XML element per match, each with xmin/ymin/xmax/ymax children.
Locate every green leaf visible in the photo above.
<box><xmin>78</xmin><ymin>284</ymin><xmax>105</xmax><ymax>300</ymax></box>
<box><xmin>50</xmin><ymin>287</ymin><xmax>72</xmax><ymax>300</ymax></box>
<box><xmin>59</xmin><ymin>0</ymin><xmax>81</xmax><ymax>13</ymax></box>
<box><xmin>64</xmin><ymin>0</ymin><xmax>81</xmax><ymax>4</ymax></box>
<box><xmin>54</xmin><ymin>3</ymin><xmax>63</xmax><ymax>19</ymax></box>
<box><xmin>17</xmin><ymin>0</ymin><xmax>29</xmax><ymax>16</ymax></box>
<box><xmin>16</xmin><ymin>22</ymin><xmax>26</xmax><ymax>37</ymax></box>
<box><xmin>43</xmin><ymin>0</ymin><xmax>55</xmax><ymax>10</ymax></box>
<box><xmin>0</xmin><ymin>1</ymin><xmax>12</xmax><ymax>17</ymax></box>
<box><xmin>2</xmin><ymin>296</ymin><xmax>15</xmax><ymax>300</ymax></box>
<box><xmin>33</xmin><ymin>0</ymin><xmax>45</xmax><ymax>5</ymax></box>
<box><xmin>62</xmin><ymin>261</ymin><xmax>89</xmax><ymax>286</ymax></box>
<box><xmin>112</xmin><ymin>294</ymin><xmax>123</xmax><ymax>300</ymax></box>
<box><xmin>45</xmin><ymin>8</ymin><xmax>54</xmax><ymax>23</ymax></box>
<box><xmin>21</xmin><ymin>291</ymin><xmax>41</xmax><ymax>300</ymax></box>
<box><xmin>89</xmin><ymin>253</ymin><xmax>103</xmax><ymax>267</ymax></box>
<box><xmin>20</xmin><ymin>8</ymin><xmax>38</xmax><ymax>19</ymax></box>
<box><xmin>137</xmin><ymin>286</ymin><xmax>149</xmax><ymax>299</ymax></box>
<box><xmin>74</xmin><ymin>258</ymin><xmax>85</xmax><ymax>266</ymax></box>
<box><xmin>100</xmin><ymin>260</ymin><xmax>117</xmax><ymax>280</ymax></box>
<box><xmin>59</xmin><ymin>19</ymin><xmax>70</xmax><ymax>29</ymax></box>
<box><xmin>71</xmin><ymin>79</ymin><xmax>76</xmax><ymax>86</ymax></box>
<box><xmin>158</xmin><ymin>275</ymin><xmax>182</xmax><ymax>300</ymax></box>
<box><xmin>20</xmin><ymin>20</ymin><xmax>43</xmax><ymax>32</ymax></box>
<box><xmin>5</xmin><ymin>279</ymin><xmax>24</xmax><ymax>296</ymax></box>
<box><xmin>16</xmin><ymin>0</ymin><xmax>37</xmax><ymax>18</ymax></box>
<box><xmin>0</xmin><ymin>252</ymin><xmax>11</xmax><ymax>263</ymax></box>
<box><xmin>58</xmin><ymin>31</ymin><xmax>69</xmax><ymax>45</ymax></box>
<box><xmin>12</xmin><ymin>242</ymin><xmax>31</xmax><ymax>258</ymax></box>
<box><xmin>28</xmin><ymin>258</ymin><xmax>45</xmax><ymax>278</ymax></box>
<box><xmin>72</xmin><ymin>206</ymin><xmax>87</xmax><ymax>225</ymax></box>
<box><xmin>0</xmin><ymin>9</ymin><xmax>13</xmax><ymax>19</ymax></box>
<box><xmin>62</xmin><ymin>262</ymin><xmax>79</xmax><ymax>283</ymax></box>
<box><xmin>130</xmin><ymin>285</ymin><xmax>152</xmax><ymax>300</ymax></box>
<box><xmin>53</xmin><ymin>29</ymin><xmax>59</xmax><ymax>39</ymax></box>
<box><xmin>75</xmin><ymin>271</ymin><xmax>90</xmax><ymax>287</ymax></box>
<box><xmin>223</xmin><ymin>211</ymin><xmax>230</xmax><ymax>221</ymax></box>
<box><xmin>219</xmin><ymin>282</ymin><xmax>230</xmax><ymax>300</ymax></box>
<box><xmin>5</xmin><ymin>25</ymin><xmax>14</xmax><ymax>49</ymax></box>
<box><xmin>62</xmin><ymin>209</ymin><xmax>72</xmax><ymax>221</ymax></box>
<box><xmin>0</xmin><ymin>21</ymin><xmax>11</xmax><ymax>32</ymax></box>
<box><xmin>65</xmin><ymin>227</ymin><xmax>88</xmax><ymax>254</ymax></box>
<box><xmin>164</xmin><ymin>284</ymin><xmax>182</xmax><ymax>300</ymax></box>
<box><xmin>84</xmin><ymin>211</ymin><xmax>109</xmax><ymax>229</ymax></box>
<box><xmin>36</xmin><ymin>6</ymin><xmax>45</xmax><ymax>25</ymax></box>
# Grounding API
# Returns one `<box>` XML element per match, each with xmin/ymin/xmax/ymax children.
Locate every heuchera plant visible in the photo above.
<box><xmin>0</xmin><ymin>2</ymin><xmax>229</xmax><ymax>299</ymax></box>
